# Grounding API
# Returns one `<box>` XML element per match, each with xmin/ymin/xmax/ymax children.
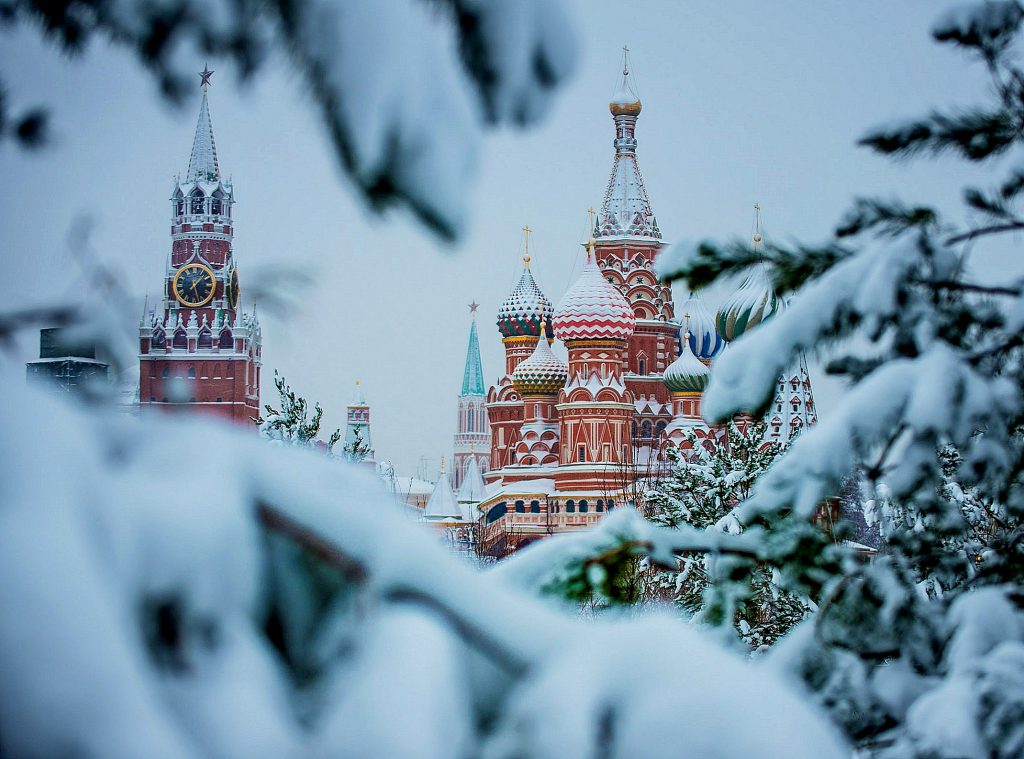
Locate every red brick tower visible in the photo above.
<box><xmin>551</xmin><ymin>241</ymin><xmax>637</xmax><ymax>491</ymax></box>
<box><xmin>138</xmin><ymin>67</ymin><xmax>261</xmax><ymax>424</ymax></box>
<box><xmin>593</xmin><ymin>51</ymin><xmax>677</xmax><ymax>454</ymax></box>
<box><xmin>486</xmin><ymin>244</ymin><xmax>551</xmax><ymax>478</ymax></box>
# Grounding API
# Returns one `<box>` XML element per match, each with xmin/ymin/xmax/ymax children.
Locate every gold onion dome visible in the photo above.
<box><xmin>511</xmin><ymin>329</ymin><xmax>568</xmax><ymax>395</ymax></box>
<box><xmin>664</xmin><ymin>334</ymin><xmax>710</xmax><ymax>393</ymax></box>
<box><xmin>610</xmin><ymin>46</ymin><xmax>642</xmax><ymax>116</ymax></box>
<box><xmin>609</xmin><ymin>86</ymin><xmax>642</xmax><ymax>117</ymax></box>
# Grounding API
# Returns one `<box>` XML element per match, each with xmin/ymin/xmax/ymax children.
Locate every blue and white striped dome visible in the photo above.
<box><xmin>680</xmin><ymin>291</ymin><xmax>723</xmax><ymax>360</ymax></box>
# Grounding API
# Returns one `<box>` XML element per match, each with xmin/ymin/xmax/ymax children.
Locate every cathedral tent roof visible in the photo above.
<box><xmin>424</xmin><ymin>469</ymin><xmax>463</xmax><ymax>521</ymax></box>
<box><xmin>456</xmin><ymin>457</ymin><xmax>486</xmax><ymax>516</ymax></box>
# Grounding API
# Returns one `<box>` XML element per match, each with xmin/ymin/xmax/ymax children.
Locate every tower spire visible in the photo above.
<box><xmin>597</xmin><ymin>51</ymin><xmax>659</xmax><ymax>239</ymax></box>
<box><xmin>461</xmin><ymin>308</ymin><xmax>486</xmax><ymax>395</ymax></box>
<box><xmin>187</xmin><ymin>67</ymin><xmax>220</xmax><ymax>183</ymax></box>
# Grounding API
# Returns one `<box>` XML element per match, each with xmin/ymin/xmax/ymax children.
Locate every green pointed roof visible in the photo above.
<box><xmin>461</xmin><ymin>318</ymin><xmax>485</xmax><ymax>395</ymax></box>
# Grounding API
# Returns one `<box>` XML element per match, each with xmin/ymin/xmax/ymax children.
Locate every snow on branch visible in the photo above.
<box><xmin>0</xmin><ymin>374</ymin><xmax>848</xmax><ymax>758</ymax></box>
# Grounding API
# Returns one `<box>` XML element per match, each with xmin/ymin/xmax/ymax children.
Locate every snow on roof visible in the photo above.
<box><xmin>456</xmin><ymin>456</ymin><xmax>486</xmax><ymax>509</ymax></box>
<box><xmin>423</xmin><ymin>471</ymin><xmax>464</xmax><ymax>521</ymax></box>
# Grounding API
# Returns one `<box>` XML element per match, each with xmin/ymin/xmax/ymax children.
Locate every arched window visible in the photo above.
<box><xmin>198</xmin><ymin>331</ymin><xmax>212</xmax><ymax>349</ymax></box>
<box><xmin>486</xmin><ymin>502</ymin><xmax>507</xmax><ymax>524</ymax></box>
<box><xmin>638</xmin><ymin>358</ymin><xmax>646</xmax><ymax>375</ymax></box>
<box><xmin>152</xmin><ymin>330</ymin><xmax>166</xmax><ymax>349</ymax></box>
<box><xmin>632</xmin><ymin>421</ymin><xmax>639</xmax><ymax>438</ymax></box>
<box><xmin>161</xmin><ymin>366</ymin><xmax>170</xmax><ymax>378</ymax></box>
<box><xmin>606</xmin><ymin>499</ymin><xmax>615</xmax><ymax>512</ymax></box>
<box><xmin>641</xmin><ymin>420</ymin><xmax>653</xmax><ymax>438</ymax></box>
<box><xmin>579</xmin><ymin>500</ymin><xmax>589</xmax><ymax>513</ymax></box>
<box><xmin>530</xmin><ymin>500</ymin><xmax>541</xmax><ymax>513</ymax></box>
<box><xmin>566</xmin><ymin>500</ymin><xmax>575</xmax><ymax>513</ymax></box>
<box><xmin>656</xmin><ymin>420</ymin><xmax>668</xmax><ymax>437</ymax></box>
<box><xmin>596</xmin><ymin>499</ymin><xmax>604</xmax><ymax>512</ymax></box>
<box><xmin>514</xmin><ymin>500</ymin><xmax>525</xmax><ymax>513</ymax></box>
<box><xmin>219</xmin><ymin>329</ymin><xmax>233</xmax><ymax>350</ymax></box>
<box><xmin>190</xmin><ymin>189</ymin><xmax>205</xmax><ymax>215</ymax></box>
<box><xmin>173</xmin><ymin>330</ymin><xmax>187</xmax><ymax>349</ymax></box>
<box><xmin>188</xmin><ymin>366</ymin><xmax>196</xmax><ymax>378</ymax></box>
<box><xmin>468</xmin><ymin>407</ymin><xmax>475</xmax><ymax>431</ymax></box>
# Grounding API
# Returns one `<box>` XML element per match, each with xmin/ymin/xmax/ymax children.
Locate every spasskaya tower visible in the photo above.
<box><xmin>138</xmin><ymin>66</ymin><xmax>262</xmax><ymax>423</ymax></box>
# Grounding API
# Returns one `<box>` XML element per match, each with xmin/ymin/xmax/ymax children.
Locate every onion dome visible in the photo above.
<box><xmin>552</xmin><ymin>252</ymin><xmax>636</xmax><ymax>342</ymax></box>
<box><xmin>681</xmin><ymin>291</ymin><xmax>723</xmax><ymax>360</ymax></box>
<box><xmin>511</xmin><ymin>330</ymin><xmax>568</xmax><ymax>395</ymax></box>
<box><xmin>497</xmin><ymin>256</ymin><xmax>550</xmax><ymax>338</ymax></box>
<box><xmin>716</xmin><ymin>265</ymin><xmax>780</xmax><ymax>342</ymax></box>
<box><xmin>609</xmin><ymin>52</ymin><xmax>642</xmax><ymax>117</ymax></box>
<box><xmin>664</xmin><ymin>335</ymin><xmax>710</xmax><ymax>393</ymax></box>
<box><xmin>610</xmin><ymin>82</ymin><xmax>642</xmax><ymax>117</ymax></box>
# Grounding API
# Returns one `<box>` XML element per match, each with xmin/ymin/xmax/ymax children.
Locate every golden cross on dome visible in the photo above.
<box><xmin>199</xmin><ymin>64</ymin><xmax>214</xmax><ymax>90</ymax></box>
<box><xmin>587</xmin><ymin>206</ymin><xmax>596</xmax><ymax>226</ymax></box>
<box><xmin>522</xmin><ymin>224</ymin><xmax>533</xmax><ymax>257</ymax></box>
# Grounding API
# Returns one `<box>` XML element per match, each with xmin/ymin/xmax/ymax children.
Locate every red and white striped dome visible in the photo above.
<box><xmin>552</xmin><ymin>257</ymin><xmax>636</xmax><ymax>342</ymax></box>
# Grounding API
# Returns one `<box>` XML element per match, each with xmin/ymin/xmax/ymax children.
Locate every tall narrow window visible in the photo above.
<box><xmin>577</xmin><ymin>445</ymin><xmax>586</xmax><ymax>462</ymax></box>
<box><xmin>638</xmin><ymin>358</ymin><xmax>646</xmax><ymax>375</ymax></box>
<box><xmin>468</xmin><ymin>407</ymin><xmax>474</xmax><ymax>430</ymax></box>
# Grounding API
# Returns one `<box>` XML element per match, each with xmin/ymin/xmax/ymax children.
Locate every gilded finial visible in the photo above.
<box><xmin>623</xmin><ymin>45</ymin><xmax>630</xmax><ymax>76</ymax></box>
<box><xmin>753</xmin><ymin>202</ymin><xmax>763</xmax><ymax>247</ymax></box>
<box><xmin>439</xmin><ymin>456</ymin><xmax>446</xmax><ymax>474</ymax></box>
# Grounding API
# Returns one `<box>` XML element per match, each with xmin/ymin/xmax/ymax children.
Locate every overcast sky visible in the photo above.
<box><xmin>0</xmin><ymin>1</ymin><xmax>1006</xmax><ymax>476</ymax></box>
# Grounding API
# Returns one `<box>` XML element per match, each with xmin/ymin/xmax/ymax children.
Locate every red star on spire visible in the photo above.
<box><xmin>199</xmin><ymin>65</ymin><xmax>214</xmax><ymax>90</ymax></box>
<box><xmin>469</xmin><ymin>301</ymin><xmax>479</xmax><ymax>314</ymax></box>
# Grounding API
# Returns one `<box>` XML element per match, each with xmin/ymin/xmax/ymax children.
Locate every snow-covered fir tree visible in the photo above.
<box><xmin>341</xmin><ymin>424</ymin><xmax>370</xmax><ymax>463</ymax></box>
<box><xmin>647</xmin><ymin>421</ymin><xmax>812</xmax><ymax>648</ymax></box>
<box><xmin>256</xmin><ymin>371</ymin><xmax>341</xmax><ymax>452</ymax></box>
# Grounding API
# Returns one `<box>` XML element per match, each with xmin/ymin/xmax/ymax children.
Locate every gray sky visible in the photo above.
<box><xmin>0</xmin><ymin>1</ymin><xmax>1003</xmax><ymax>475</ymax></box>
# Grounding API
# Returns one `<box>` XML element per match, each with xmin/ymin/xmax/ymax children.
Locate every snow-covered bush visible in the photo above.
<box><xmin>0</xmin><ymin>375</ymin><xmax>850</xmax><ymax>758</ymax></box>
<box><xmin>646</xmin><ymin>422</ymin><xmax>813</xmax><ymax>649</ymax></box>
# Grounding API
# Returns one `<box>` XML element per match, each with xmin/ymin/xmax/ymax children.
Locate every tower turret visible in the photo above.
<box><xmin>345</xmin><ymin>380</ymin><xmax>375</xmax><ymax>463</ymax></box>
<box><xmin>139</xmin><ymin>66</ymin><xmax>261</xmax><ymax>424</ymax></box>
<box><xmin>552</xmin><ymin>240</ymin><xmax>636</xmax><ymax>489</ymax></box>
<box><xmin>453</xmin><ymin>304</ymin><xmax>490</xmax><ymax>488</ymax></box>
<box><xmin>592</xmin><ymin>51</ymin><xmax>677</xmax><ymax>449</ymax></box>
<box><xmin>486</xmin><ymin>229</ymin><xmax>550</xmax><ymax>479</ymax></box>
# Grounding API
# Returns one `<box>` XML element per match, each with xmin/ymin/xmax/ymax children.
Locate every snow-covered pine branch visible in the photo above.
<box><xmin>2</xmin><ymin>0</ymin><xmax>578</xmax><ymax>238</ymax></box>
<box><xmin>0</xmin><ymin>374</ymin><xmax>849</xmax><ymax>759</ymax></box>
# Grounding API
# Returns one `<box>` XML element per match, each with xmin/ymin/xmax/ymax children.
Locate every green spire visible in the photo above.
<box><xmin>461</xmin><ymin>309</ymin><xmax>485</xmax><ymax>396</ymax></box>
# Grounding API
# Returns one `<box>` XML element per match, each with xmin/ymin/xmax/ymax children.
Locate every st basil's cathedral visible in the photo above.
<box><xmin>422</xmin><ymin>58</ymin><xmax>817</xmax><ymax>557</ymax></box>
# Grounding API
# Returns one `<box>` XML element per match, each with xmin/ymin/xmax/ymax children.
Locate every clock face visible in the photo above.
<box><xmin>173</xmin><ymin>263</ymin><xmax>216</xmax><ymax>308</ymax></box>
<box><xmin>226</xmin><ymin>266</ymin><xmax>240</xmax><ymax>309</ymax></box>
